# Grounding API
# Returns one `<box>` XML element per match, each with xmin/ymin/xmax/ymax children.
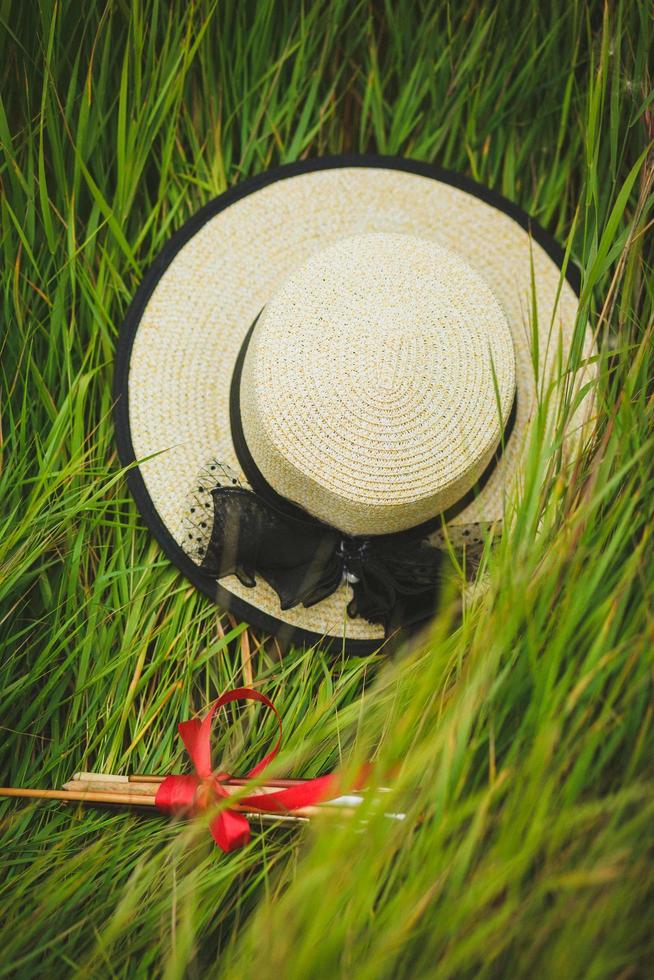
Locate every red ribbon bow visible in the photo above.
<box><xmin>155</xmin><ymin>687</ymin><xmax>337</xmax><ymax>852</ymax></box>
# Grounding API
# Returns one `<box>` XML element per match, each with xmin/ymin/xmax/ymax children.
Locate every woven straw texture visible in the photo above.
<box><xmin>240</xmin><ymin>233</ymin><xmax>516</xmax><ymax>535</ymax></box>
<box><xmin>126</xmin><ymin>165</ymin><xmax>594</xmax><ymax>644</ymax></box>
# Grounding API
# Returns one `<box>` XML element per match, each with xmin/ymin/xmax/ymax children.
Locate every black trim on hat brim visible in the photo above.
<box><xmin>113</xmin><ymin>154</ymin><xmax>581</xmax><ymax>657</ymax></box>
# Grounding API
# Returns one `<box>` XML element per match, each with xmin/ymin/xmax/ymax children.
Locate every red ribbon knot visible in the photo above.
<box><xmin>155</xmin><ymin>687</ymin><xmax>337</xmax><ymax>852</ymax></box>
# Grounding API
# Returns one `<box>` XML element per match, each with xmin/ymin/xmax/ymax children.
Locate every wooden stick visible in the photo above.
<box><xmin>63</xmin><ymin>780</ymin><xmax>162</xmax><ymax>796</ymax></box>
<box><xmin>73</xmin><ymin>772</ymin><xmax>306</xmax><ymax>788</ymax></box>
<box><xmin>131</xmin><ymin>774</ymin><xmax>305</xmax><ymax>788</ymax></box>
<box><xmin>0</xmin><ymin>786</ymin><xmax>311</xmax><ymax>825</ymax></box>
<box><xmin>210</xmin><ymin>776</ymin><xmax>305</xmax><ymax>788</ymax></box>
<box><xmin>64</xmin><ymin>773</ymin><xmax>356</xmax><ymax>819</ymax></box>
<box><xmin>64</xmin><ymin>779</ymin><xmax>301</xmax><ymax>800</ymax></box>
<box><xmin>2</xmin><ymin>778</ymin><xmax>401</xmax><ymax>825</ymax></box>
<box><xmin>0</xmin><ymin>787</ymin><xmax>157</xmax><ymax>806</ymax></box>
<box><xmin>125</xmin><ymin>774</ymin><xmax>390</xmax><ymax>793</ymax></box>
<box><xmin>0</xmin><ymin>785</ymin><xmax>287</xmax><ymax>814</ymax></box>
<box><xmin>70</xmin><ymin>773</ymin><xmax>402</xmax><ymax>816</ymax></box>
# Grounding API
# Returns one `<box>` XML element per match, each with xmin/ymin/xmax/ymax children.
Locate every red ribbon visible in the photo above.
<box><xmin>155</xmin><ymin>687</ymin><xmax>338</xmax><ymax>852</ymax></box>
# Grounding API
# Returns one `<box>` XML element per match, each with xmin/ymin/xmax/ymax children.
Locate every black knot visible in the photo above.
<box><xmin>200</xmin><ymin>484</ymin><xmax>443</xmax><ymax>632</ymax></box>
<box><xmin>338</xmin><ymin>537</ymin><xmax>370</xmax><ymax>583</ymax></box>
<box><xmin>338</xmin><ymin>537</ymin><xmax>369</xmax><ymax>559</ymax></box>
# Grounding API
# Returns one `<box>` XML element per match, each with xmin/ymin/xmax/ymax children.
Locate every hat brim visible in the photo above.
<box><xmin>114</xmin><ymin>154</ymin><xmax>593</xmax><ymax>655</ymax></box>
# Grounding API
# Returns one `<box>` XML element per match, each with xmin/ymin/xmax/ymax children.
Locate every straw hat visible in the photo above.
<box><xmin>114</xmin><ymin>155</ymin><xmax>595</xmax><ymax>654</ymax></box>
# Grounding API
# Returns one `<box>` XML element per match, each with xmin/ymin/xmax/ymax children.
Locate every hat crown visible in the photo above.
<box><xmin>239</xmin><ymin>232</ymin><xmax>516</xmax><ymax>535</ymax></box>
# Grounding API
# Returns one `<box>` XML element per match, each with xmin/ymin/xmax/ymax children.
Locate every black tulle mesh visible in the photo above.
<box><xmin>198</xmin><ymin>486</ymin><xmax>444</xmax><ymax>632</ymax></box>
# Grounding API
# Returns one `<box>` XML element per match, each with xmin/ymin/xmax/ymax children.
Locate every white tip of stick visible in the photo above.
<box><xmin>326</xmin><ymin>794</ymin><xmax>364</xmax><ymax>807</ymax></box>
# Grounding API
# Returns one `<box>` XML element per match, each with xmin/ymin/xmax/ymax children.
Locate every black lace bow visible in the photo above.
<box><xmin>199</xmin><ymin>487</ymin><xmax>443</xmax><ymax>632</ymax></box>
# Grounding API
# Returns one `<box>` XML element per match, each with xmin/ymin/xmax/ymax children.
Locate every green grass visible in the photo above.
<box><xmin>1</xmin><ymin>0</ymin><xmax>653</xmax><ymax>976</ymax></box>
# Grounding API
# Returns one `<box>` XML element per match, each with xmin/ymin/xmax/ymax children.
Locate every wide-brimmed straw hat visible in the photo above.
<box><xmin>114</xmin><ymin>155</ymin><xmax>595</xmax><ymax>654</ymax></box>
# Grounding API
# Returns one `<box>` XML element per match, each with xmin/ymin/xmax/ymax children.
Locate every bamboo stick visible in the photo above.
<box><xmin>73</xmin><ymin>772</ymin><xmax>306</xmax><ymax>789</ymax></box>
<box><xmin>64</xmin><ymin>779</ymin><xmax>298</xmax><ymax>800</ymax></box>
<box><xmin>69</xmin><ymin>772</ymin><xmax>403</xmax><ymax>817</ymax></box>
<box><xmin>0</xmin><ymin>786</ymin><xmax>310</xmax><ymax>825</ymax></box>
<box><xmin>64</xmin><ymin>773</ymin><xmax>356</xmax><ymax>819</ymax></box>
<box><xmin>63</xmin><ymin>780</ymin><xmax>163</xmax><ymax>796</ymax></box>
<box><xmin>131</xmin><ymin>774</ymin><xmax>305</xmax><ymax>788</ymax></box>
<box><xmin>1</xmin><ymin>779</ymin><xmax>402</xmax><ymax>825</ymax></box>
<box><xmin>0</xmin><ymin>785</ymin><xmax>291</xmax><ymax>814</ymax></box>
<box><xmin>0</xmin><ymin>787</ymin><xmax>157</xmax><ymax>806</ymax></box>
<box><xmin>125</xmin><ymin>774</ymin><xmax>390</xmax><ymax>793</ymax></box>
